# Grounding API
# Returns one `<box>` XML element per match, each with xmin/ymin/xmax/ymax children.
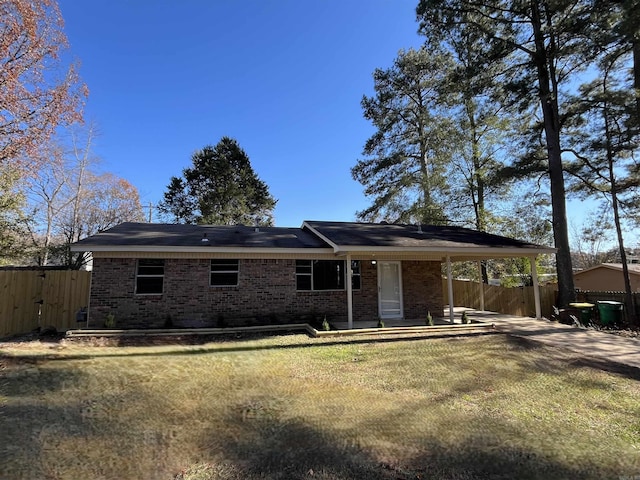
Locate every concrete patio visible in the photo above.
<box><xmin>331</xmin><ymin>307</ymin><xmax>640</xmax><ymax>370</ymax></box>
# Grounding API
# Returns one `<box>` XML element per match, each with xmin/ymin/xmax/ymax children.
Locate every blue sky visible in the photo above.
<box><xmin>57</xmin><ymin>0</ymin><xmax>424</xmax><ymax>227</ymax></box>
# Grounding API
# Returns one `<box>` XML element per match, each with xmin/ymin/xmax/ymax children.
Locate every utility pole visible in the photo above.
<box><xmin>148</xmin><ymin>202</ymin><xmax>153</xmax><ymax>223</ymax></box>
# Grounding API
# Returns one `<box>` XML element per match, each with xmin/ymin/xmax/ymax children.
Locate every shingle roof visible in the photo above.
<box><xmin>70</xmin><ymin>220</ymin><xmax>555</xmax><ymax>257</ymax></box>
<box><xmin>71</xmin><ymin>222</ymin><xmax>330</xmax><ymax>250</ymax></box>
<box><xmin>303</xmin><ymin>221</ymin><xmax>551</xmax><ymax>252</ymax></box>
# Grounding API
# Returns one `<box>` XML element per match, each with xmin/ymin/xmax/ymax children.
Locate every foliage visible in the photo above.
<box><xmin>321</xmin><ymin>316</ymin><xmax>330</xmax><ymax>331</ymax></box>
<box><xmin>0</xmin><ymin>0</ymin><xmax>87</xmax><ymax>165</ymax></box>
<box><xmin>0</xmin><ymin>166</ymin><xmax>30</xmax><ymax>263</ymax></box>
<box><xmin>426</xmin><ymin>311</ymin><xmax>433</xmax><ymax>326</ymax></box>
<box><xmin>416</xmin><ymin>0</ymin><xmax>593</xmax><ymax>306</ymax></box>
<box><xmin>159</xmin><ymin>137</ymin><xmax>276</xmax><ymax>226</ymax></box>
<box><xmin>352</xmin><ymin>47</ymin><xmax>454</xmax><ymax>224</ymax></box>
<box><xmin>104</xmin><ymin>313</ymin><xmax>115</xmax><ymax>329</ymax></box>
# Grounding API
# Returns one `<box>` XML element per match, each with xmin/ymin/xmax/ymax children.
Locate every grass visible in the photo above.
<box><xmin>1</xmin><ymin>332</ymin><xmax>639</xmax><ymax>479</ymax></box>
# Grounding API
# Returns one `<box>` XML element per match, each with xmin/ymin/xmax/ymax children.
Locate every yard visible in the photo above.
<box><xmin>1</xmin><ymin>332</ymin><xmax>639</xmax><ymax>479</ymax></box>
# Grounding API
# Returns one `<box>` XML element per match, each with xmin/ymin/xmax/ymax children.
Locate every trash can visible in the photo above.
<box><xmin>597</xmin><ymin>301</ymin><xmax>624</xmax><ymax>326</ymax></box>
<box><xmin>569</xmin><ymin>302</ymin><xmax>595</xmax><ymax>325</ymax></box>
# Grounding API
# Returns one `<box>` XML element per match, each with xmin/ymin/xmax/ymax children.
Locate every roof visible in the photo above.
<box><xmin>71</xmin><ymin>221</ymin><xmax>555</xmax><ymax>259</ymax></box>
<box><xmin>303</xmin><ymin>221</ymin><xmax>554</xmax><ymax>258</ymax></box>
<box><xmin>71</xmin><ymin>223</ymin><xmax>330</xmax><ymax>252</ymax></box>
<box><xmin>575</xmin><ymin>263</ymin><xmax>640</xmax><ymax>276</ymax></box>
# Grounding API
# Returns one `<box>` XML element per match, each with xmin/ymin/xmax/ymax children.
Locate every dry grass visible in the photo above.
<box><xmin>1</xmin><ymin>332</ymin><xmax>639</xmax><ymax>479</ymax></box>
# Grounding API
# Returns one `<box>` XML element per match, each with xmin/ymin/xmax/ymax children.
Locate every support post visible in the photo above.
<box><xmin>530</xmin><ymin>255</ymin><xmax>542</xmax><ymax>320</ymax></box>
<box><xmin>477</xmin><ymin>260</ymin><xmax>485</xmax><ymax>311</ymax></box>
<box><xmin>346</xmin><ymin>253</ymin><xmax>353</xmax><ymax>329</ymax></box>
<box><xmin>447</xmin><ymin>255</ymin><xmax>454</xmax><ymax>323</ymax></box>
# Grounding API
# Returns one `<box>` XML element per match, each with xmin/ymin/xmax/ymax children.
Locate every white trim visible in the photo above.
<box><xmin>346</xmin><ymin>253</ymin><xmax>353</xmax><ymax>329</ymax></box>
<box><xmin>301</xmin><ymin>222</ymin><xmax>341</xmax><ymax>252</ymax></box>
<box><xmin>70</xmin><ymin>245</ymin><xmax>335</xmax><ymax>255</ymax></box>
<box><xmin>333</xmin><ymin>245</ymin><xmax>556</xmax><ymax>255</ymax></box>
<box><xmin>446</xmin><ymin>256</ymin><xmax>454</xmax><ymax>323</ymax></box>
<box><xmin>530</xmin><ymin>256</ymin><xmax>542</xmax><ymax>320</ymax></box>
<box><xmin>477</xmin><ymin>260</ymin><xmax>485</xmax><ymax>311</ymax></box>
<box><xmin>210</xmin><ymin>259</ymin><xmax>240</xmax><ymax>287</ymax></box>
<box><xmin>72</xmin><ymin>244</ymin><xmax>555</xmax><ymax>259</ymax></box>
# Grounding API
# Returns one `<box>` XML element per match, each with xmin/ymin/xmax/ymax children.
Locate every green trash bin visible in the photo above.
<box><xmin>597</xmin><ymin>301</ymin><xmax>624</xmax><ymax>325</ymax></box>
<box><xmin>569</xmin><ymin>302</ymin><xmax>595</xmax><ymax>325</ymax></box>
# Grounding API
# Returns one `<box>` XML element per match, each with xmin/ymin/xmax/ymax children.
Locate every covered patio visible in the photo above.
<box><xmin>304</xmin><ymin>221</ymin><xmax>557</xmax><ymax>329</ymax></box>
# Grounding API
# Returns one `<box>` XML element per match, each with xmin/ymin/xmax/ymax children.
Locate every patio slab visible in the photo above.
<box><xmin>471</xmin><ymin>309</ymin><xmax>640</xmax><ymax>370</ymax></box>
<box><xmin>333</xmin><ymin>308</ymin><xmax>640</xmax><ymax>370</ymax></box>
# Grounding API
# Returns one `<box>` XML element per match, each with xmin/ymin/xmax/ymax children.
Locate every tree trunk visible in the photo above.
<box><xmin>530</xmin><ymin>0</ymin><xmax>576</xmax><ymax>307</ymax></box>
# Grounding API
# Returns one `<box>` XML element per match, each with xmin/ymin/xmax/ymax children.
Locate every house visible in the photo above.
<box><xmin>70</xmin><ymin>221</ymin><xmax>555</xmax><ymax>329</ymax></box>
<box><xmin>574</xmin><ymin>263</ymin><xmax>640</xmax><ymax>292</ymax></box>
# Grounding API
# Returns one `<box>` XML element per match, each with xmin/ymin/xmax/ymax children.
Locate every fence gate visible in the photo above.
<box><xmin>0</xmin><ymin>270</ymin><xmax>91</xmax><ymax>337</ymax></box>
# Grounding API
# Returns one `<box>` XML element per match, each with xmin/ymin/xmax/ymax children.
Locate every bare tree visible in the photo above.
<box><xmin>0</xmin><ymin>0</ymin><xmax>87</xmax><ymax>166</ymax></box>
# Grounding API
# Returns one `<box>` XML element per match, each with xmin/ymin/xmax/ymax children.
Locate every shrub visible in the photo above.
<box><xmin>377</xmin><ymin>318</ymin><xmax>385</xmax><ymax>328</ymax></box>
<box><xmin>462</xmin><ymin>311</ymin><xmax>470</xmax><ymax>324</ymax></box>
<box><xmin>321</xmin><ymin>316</ymin><xmax>331</xmax><ymax>331</ymax></box>
<box><xmin>104</xmin><ymin>313</ymin><xmax>116</xmax><ymax>329</ymax></box>
<box><xmin>426</xmin><ymin>311</ymin><xmax>434</xmax><ymax>326</ymax></box>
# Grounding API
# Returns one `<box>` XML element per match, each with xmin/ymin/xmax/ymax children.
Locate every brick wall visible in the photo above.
<box><xmin>89</xmin><ymin>257</ymin><xmax>443</xmax><ymax>328</ymax></box>
<box><xmin>402</xmin><ymin>260</ymin><xmax>444</xmax><ymax>319</ymax></box>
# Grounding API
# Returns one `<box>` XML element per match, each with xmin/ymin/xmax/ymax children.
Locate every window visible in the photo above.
<box><xmin>296</xmin><ymin>260</ymin><xmax>361</xmax><ymax>291</ymax></box>
<box><xmin>136</xmin><ymin>259</ymin><xmax>164</xmax><ymax>294</ymax></box>
<box><xmin>351</xmin><ymin>260</ymin><xmax>361</xmax><ymax>290</ymax></box>
<box><xmin>211</xmin><ymin>259</ymin><xmax>239</xmax><ymax>286</ymax></box>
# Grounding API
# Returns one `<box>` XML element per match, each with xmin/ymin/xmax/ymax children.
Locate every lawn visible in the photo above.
<box><xmin>1</xmin><ymin>332</ymin><xmax>639</xmax><ymax>479</ymax></box>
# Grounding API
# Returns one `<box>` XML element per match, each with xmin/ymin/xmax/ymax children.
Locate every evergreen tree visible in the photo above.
<box><xmin>351</xmin><ymin>47</ymin><xmax>454</xmax><ymax>225</ymax></box>
<box><xmin>159</xmin><ymin>137</ymin><xmax>276</xmax><ymax>226</ymax></box>
<box><xmin>416</xmin><ymin>0</ymin><xmax>596</xmax><ymax>306</ymax></box>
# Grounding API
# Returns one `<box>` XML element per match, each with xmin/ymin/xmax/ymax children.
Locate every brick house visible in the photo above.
<box><xmin>71</xmin><ymin>221</ymin><xmax>554</xmax><ymax>329</ymax></box>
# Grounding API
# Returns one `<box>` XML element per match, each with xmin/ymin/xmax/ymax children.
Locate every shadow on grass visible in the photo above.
<box><xmin>0</xmin><ymin>330</ymin><xmax>500</xmax><ymax>364</ymax></box>
<box><xmin>193</xmin><ymin>406</ymin><xmax>605</xmax><ymax>480</ymax></box>
<box><xmin>0</xmin><ymin>365</ymin><xmax>89</xmax><ymax>478</ymax></box>
<box><xmin>504</xmin><ymin>333</ymin><xmax>640</xmax><ymax>381</ymax></box>
<box><xmin>208</xmin><ymin>417</ymin><xmax>395</xmax><ymax>480</ymax></box>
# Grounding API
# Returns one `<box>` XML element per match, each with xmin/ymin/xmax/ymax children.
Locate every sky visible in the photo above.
<box><xmin>57</xmin><ymin>0</ymin><xmax>425</xmax><ymax>227</ymax></box>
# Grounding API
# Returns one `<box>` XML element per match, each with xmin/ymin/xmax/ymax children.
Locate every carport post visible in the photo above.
<box><xmin>477</xmin><ymin>260</ymin><xmax>485</xmax><ymax>311</ymax></box>
<box><xmin>446</xmin><ymin>255</ymin><xmax>454</xmax><ymax>323</ymax></box>
<box><xmin>530</xmin><ymin>255</ymin><xmax>542</xmax><ymax>319</ymax></box>
<box><xmin>346</xmin><ymin>253</ymin><xmax>353</xmax><ymax>329</ymax></box>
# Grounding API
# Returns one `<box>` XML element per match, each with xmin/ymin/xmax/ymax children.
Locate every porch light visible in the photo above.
<box><xmin>371</xmin><ymin>260</ymin><xmax>377</xmax><ymax>265</ymax></box>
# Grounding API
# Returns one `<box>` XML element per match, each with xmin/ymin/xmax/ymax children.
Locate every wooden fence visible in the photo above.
<box><xmin>443</xmin><ymin>279</ymin><xmax>558</xmax><ymax>319</ymax></box>
<box><xmin>0</xmin><ymin>270</ymin><xmax>91</xmax><ymax>337</ymax></box>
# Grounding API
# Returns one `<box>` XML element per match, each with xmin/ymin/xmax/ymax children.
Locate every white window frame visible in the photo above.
<box><xmin>135</xmin><ymin>259</ymin><xmax>165</xmax><ymax>295</ymax></box>
<box><xmin>210</xmin><ymin>259</ymin><xmax>239</xmax><ymax>287</ymax></box>
<box><xmin>295</xmin><ymin>260</ymin><xmax>361</xmax><ymax>291</ymax></box>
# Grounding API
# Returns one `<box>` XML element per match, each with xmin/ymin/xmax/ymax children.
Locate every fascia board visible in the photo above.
<box><xmin>334</xmin><ymin>246</ymin><xmax>556</xmax><ymax>256</ymax></box>
<box><xmin>301</xmin><ymin>222</ymin><xmax>340</xmax><ymax>252</ymax></box>
<box><xmin>69</xmin><ymin>245</ymin><xmax>336</xmax><ymax>255</ymax></box>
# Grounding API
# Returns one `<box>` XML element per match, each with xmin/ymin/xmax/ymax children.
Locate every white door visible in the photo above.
<box><xmin>378</xmin><ymin>261</ymin><xmax>403</xmax><ymax>319</ymax></box>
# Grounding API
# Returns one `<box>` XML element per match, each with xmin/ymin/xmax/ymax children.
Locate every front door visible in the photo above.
<box><xmin>378</xmin><ymin>261</ymin><xmax>403</xmax><ymax>319</ymax></box>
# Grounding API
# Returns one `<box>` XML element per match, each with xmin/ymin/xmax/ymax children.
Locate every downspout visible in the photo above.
<box><xmin>530</xmin><ymin>255</ymin><xmax>542</xmax><ymax>320</ymax></box>
<box><xmin>346</xmin><ymin>253</ymin><xmax>353</xmax><ymax>329</ymax></box>
<box><xmin>446</xmin><ymin>255</ymin><xmax>454</xmax><ymax>323</ymax></box>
